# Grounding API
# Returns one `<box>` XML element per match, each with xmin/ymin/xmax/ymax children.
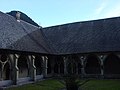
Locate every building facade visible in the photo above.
<box><xmin>0</xmin><ymin>11</ymin><xmax>120</xmax><ymax>87</ymax></box>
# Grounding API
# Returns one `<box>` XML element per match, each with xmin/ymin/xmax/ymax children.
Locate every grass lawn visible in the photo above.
<box><xmin>81</xmin><ymin>79</ymin><xmax>120</xmax><ymax>90</ymax></box>
<box><xmin>6</xmin><ymin>79</ymin><xmax>65</xmax><ymax>90</ymax></box>
<box><xmin>6</xmin><ymin>79</ymin><xmax>120</xmax><ymax>90</ymax></box>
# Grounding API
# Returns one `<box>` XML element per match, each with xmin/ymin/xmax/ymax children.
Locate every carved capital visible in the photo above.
<box><xmin>97</xmin><ymin>54</ymin><xmax>107</xmax><ymax>61</ymax></box>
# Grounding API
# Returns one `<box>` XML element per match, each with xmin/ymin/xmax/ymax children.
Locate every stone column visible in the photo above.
<box><xmin>100</xmin><ymin>60</ymin><xmax>104</xmax><ymax>76</ymax></box>
<box><xmin>79</xmin><ymin>55</ymin><xmax>86</xmax><ymax>77</ymax></box>
<box><xmin>9</xmin><ymin>54</ymin><xmax>19</xmax><ymax>85</ymax></box>
<box><xmin>28</xmin><ymin>55</ymin><xmax>36</xmax><ymax>81</ymax></box>
<box><xmin>42</xmin><ymin>56</ymin><xmax>48</xmax><ymax>78</ymax></box>
<box><xmin>98</xmin><ymin>54</ymin><xmax>107</xmax><ymax>78</ymax></box>
<box><xmin>63</xmin><ymin>56</ymin><xmax>68</xmax><ymax>75</ymax></box>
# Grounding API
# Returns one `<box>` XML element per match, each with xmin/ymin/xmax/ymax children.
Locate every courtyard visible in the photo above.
<box><xmin>6</xmin><ymin>79</ymin><xmax>120</xmax><ymax>90</ymax></box>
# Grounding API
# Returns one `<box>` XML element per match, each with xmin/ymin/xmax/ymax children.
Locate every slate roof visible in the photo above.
<box><xmin>0</xmin><ymin>11</ymin><xmax>52</xmax><ymax>54</ymax></box>
<box><xmin>1</xmin><ymin>11</ymin><xmax>120</xmax><ymax>55</ymax></box>
<box><xmin>43</xmin><ymin>17</ymin><xmax>120</xmax><ymax>54</ymax></box>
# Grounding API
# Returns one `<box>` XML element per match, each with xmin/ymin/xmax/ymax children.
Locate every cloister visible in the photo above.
<box><xmin>0</xmin><ymin>11</ymin><xmax>120</xmax><ymax>87</ymax></box>
<box><xmin>0</xmin><ymin>52</ymin><xmax>120</xmax><ymax>87</ymax></box>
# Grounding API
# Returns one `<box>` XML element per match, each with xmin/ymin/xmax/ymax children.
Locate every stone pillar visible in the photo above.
<box><xmin>9</xmin><ymin>54</ymin><xmax>19</xmax><ymax>85</ymax></box>
<box><xmin>42</xmin><ymin>56</ymin><xmax>48</xmax><ymax>78</ymax></box>
<box><xmin>79</xmin><ymin>55</ymin><xmax>86</xmax><ymax>77</ymax></box>
<box><xmin>63</xmin><ymin>56</ymin><xmax>68</xmax><ymax>75</ymax></box>
<box><xmin>100</xmin><ymin>60</ymin><xmax>104</xmax><ymax>76</ymax></box>
<box><xmin>98</xmin><ymin>54</ymin><xmax>107</xmax><ymax>78</ymax></box>
<box><xmin>28</xmin><ymin>55</ymin><xmax>36</xmax><ymax>81</ymax></box>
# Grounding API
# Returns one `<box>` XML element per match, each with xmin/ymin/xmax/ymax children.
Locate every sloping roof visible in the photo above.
<box><xmin>0</xmin><ymin>11</ymin><xmax>52</xmax><ymax>54</ymax></box>
<box><xmin>1</xmin><ymin>10</ymin><xmax>120</xmax><ymax>55</ymax></box>
<box><xmin>43</xmin><ymin>17</ymin><xmax>120</xmax><ymax>54</ymax></box>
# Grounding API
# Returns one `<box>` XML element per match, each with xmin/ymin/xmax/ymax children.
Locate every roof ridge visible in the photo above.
<box><xmin>43</xmin><ymin>16</ymin><xmax>120</xmax><ymax>29</ymax></box>
<box><xmin>20</xmin><ymin>22</ymin><xmax>52</xmax><ymax>53</ymax></box>
<box><xmin>40</xmin><ymin>28</ymin><xmax>57</xmax><ymax>54</ymax></box>
<box><xmin>20</xmin><ymin>20</ymin><xmax>40</xmax><ymax>28</ymax></box>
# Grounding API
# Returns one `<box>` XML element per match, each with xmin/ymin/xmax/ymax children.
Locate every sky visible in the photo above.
<box><xmin>1</xmin><ymin>0</ymin><xmax>120</xmax><ymax>27</ymax></box>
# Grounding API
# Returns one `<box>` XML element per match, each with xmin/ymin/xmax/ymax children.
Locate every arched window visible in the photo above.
<box><xmin>104</xmin><ymin>54</ymin><xmax>120</xmax><ymax>74</ymax></box>
<box><xmin>35</xmin><ymin>56</ymin><xmax>42</xmax><ymax>75</ymax></box>
<box><xmin>55</xmin><ymin>56</ymin><xmax>64</xmax><ymax>74</ymax></box>
<box><xmin>54</xmin><ymin>63</ymin><xmax>59</xmax><ymax>74</ymax></box>
<box><xmin>3</xmin><ymin>62</ymin><xmax>11</xmax><ymax>80</ymax></box>
<box><xmin>67</xmin><ymin>63</ymin><xmax>72</xmax><ymax>74</ymax></box>
<box><xmin>0</xmin><ymin>54</ymin><xmax>11</xmax><ymax>80</ymax></box>
<box><xmin>85</xmin><ymin>55</ymin><xmax>101</xmax><ymax>74</ymax></box>
<box><xmin>1</xmin><ymin>54</ymin><xmax>7</xmax><ymax>62</ymax></box>
<box><xmin>18</xmin><ymin>55</ymin><xmax>29</xmax><ymax>78</ymax></box>
<box><xmin>78</xmin><ymin>63</ymin><xmax>82</xmax><ymax>74</ymax></box>
<box><xmin>73</xmin><ymin>63</ymin><xmax>77</xmax><ymax>74</ymax></box>
<box><xmin>60</xmin><ymin>62</ymin><xmax>64</xmax><ymax>74</ymax></box>
<box><xmin>67</xmin><ymin>63</ymin><xmax>77</xmax><ymax>74</ymax></box>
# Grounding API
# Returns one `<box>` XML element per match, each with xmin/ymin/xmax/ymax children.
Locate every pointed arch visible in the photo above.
<box><xmin>35</xmin><ymin>55</ymin><xmax>42</xmax><ymax>75</ymax></box>
<box><xmin>54</xmin><ymin>63</ymin><xmax>59</xmax><ymax>74</ymax></box>
<box><xmin>67</xmin><ymin>62</ymin><xmax>77</xmax><ymax>74</ymax></box>
<box><xmin>60</xmin><ymin>62</ymin><xmax>64</xmax><ymax>74</ymax></box>
<box><xmin>3</xmin><ymin>62</ymin><xmax>11</xmax><ymax>80</ymax></box>
<box><xmin>1</xmin><ymin>54</ymin><xmax>8</xmax><ymax>62</ymax></box>
<box><xmin>85</xmin><ymin>54</ymin><xmax>101</xmax><ymax>74</ymax></box>
<box><xmin>73</xmin><ymin>55</ymin><xmax>82</xmax><ymax>74</ymax></box>
<box><xmin>78</xmin><ymin>62</ymin><xmax>82</xmax><ymax>74</ymax></box>
<box><xmin>67</xmin><ymin>63</ymin><xmax>72</xmax><ymax>74</ymax></box>
<box><xmin>18</xmin><ymin>55</ymin><xmax>29</xmax><ymax>78</ymax></box>
<box><xmin>66</xmin><ymin>55</ymin><xmax>78</xmax><ymax>74</ymax></box>
<box><xmin>54</xmin><ymin>56</ymin><xmax>64</xmax><ymax>74</ymax></box>
<box><xmin>104</xmin><ymin>54</ymin><xmax>120</xmax><ymax>74</ymax></box>
<box><xmin>73</xmin><ymin>62</ymin><xmax>77</xmax><ymax>74</ymax></box>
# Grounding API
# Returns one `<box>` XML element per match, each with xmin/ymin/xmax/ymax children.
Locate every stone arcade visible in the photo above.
<box><xmin>0</xmin><ymin>11</ymin><xmax>120</xmax><ymax>87</ymax></box>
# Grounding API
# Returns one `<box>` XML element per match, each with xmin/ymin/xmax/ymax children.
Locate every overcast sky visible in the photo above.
<box><xmin>1</xmin><ymin>0</ymin><xmax>120</xmax><ymax>27</ymax></box>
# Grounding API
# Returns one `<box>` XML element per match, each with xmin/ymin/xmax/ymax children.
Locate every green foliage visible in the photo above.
<box><xmin>64</xmin><ymin>75</ymin><xmax>79</xmax><ymax>90</ymax></box>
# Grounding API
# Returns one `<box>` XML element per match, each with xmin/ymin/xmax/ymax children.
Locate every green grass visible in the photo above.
<box><xmin>81</xmin><ymin>79</ymin><xmax>120</xmax><ymax>90</ymax></box>
<box><xmin>6</xmin><ymin>79</ymin><xmax>65</xmax><ymax>90</ymax></box>
<box><xmin>6</xmin><ymin>79</ymin><xmax>120</xmax><ymax>90</ymax></box>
